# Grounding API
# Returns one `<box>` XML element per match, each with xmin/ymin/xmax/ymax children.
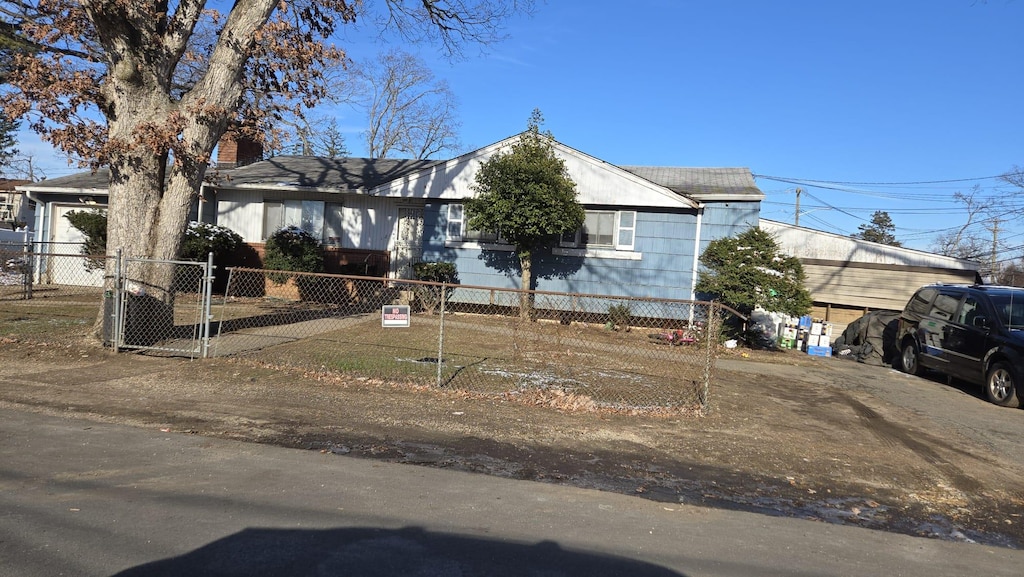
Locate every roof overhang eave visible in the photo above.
<box><xmin>14</xmin><ymin>185</ymin><xmax>110</xmax><ymax>195</ymax></box>
<box><xmin>210</xmin><ymin>183</ymin><xmax>365</xmax><ymax>195</ymax></box>
<box><xmin>696</xmin><ymin>194</ymin><xmax>765</xmax><ymax>202</ymax></box>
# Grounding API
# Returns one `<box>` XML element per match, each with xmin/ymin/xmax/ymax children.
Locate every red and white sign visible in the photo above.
<box><xmin>381</xmin><ymin>305</ymin><xmax>411</xmax><ymax>327</ymax></box>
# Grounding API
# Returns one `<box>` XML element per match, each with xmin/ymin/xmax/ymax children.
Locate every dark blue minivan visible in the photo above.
<box><xmin>897</xmin><ymin>284</ymin><xmax>1024</xmax><ymax>408</ymax></box>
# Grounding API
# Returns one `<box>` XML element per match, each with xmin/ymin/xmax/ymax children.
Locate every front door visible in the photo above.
<box><xmin>393</xmin><ymin>207</ymin><xmax>424</xmax><ymax>279</ymax></box>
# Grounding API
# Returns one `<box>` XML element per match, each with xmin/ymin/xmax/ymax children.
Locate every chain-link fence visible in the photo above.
<box><xmin>214</xmin><ymin>268</ymin><xmax>721</xmax><ymax>412</ymax></box>
<box><xmin>0</xmin><ymin>244</ymin><xmax>109</xmax><ymax>302</ymax></box>
<box><xmin>0</xmin><ymin>247</ymin><xmax>215</xmax><ymax>357</ymax></box>
<box><xmin>0</xmin><ymin>247</ymin><xmax>109</xmax><ymax>343</ymax></box>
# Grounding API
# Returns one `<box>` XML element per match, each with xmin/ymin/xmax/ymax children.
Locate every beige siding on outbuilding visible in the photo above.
<box><xmin>802</xmin><ymin>259</ymin><xmax>977</xmax><ymax>312</ymax></box>
<box><xmin>760</xmin><ymin>220</ymin><xmax>981</xmax><ymax>325</ymax></box>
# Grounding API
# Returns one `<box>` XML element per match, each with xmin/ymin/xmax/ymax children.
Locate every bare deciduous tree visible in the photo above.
<box><xmin>347</xmin><ymin>48</ymin><xmax>462</xmax><ymax>159</ymax></box>
<box><xmin>930</xmin><ymin>187</ymin><xmax>993</xmax><ymax>260</ymax></box>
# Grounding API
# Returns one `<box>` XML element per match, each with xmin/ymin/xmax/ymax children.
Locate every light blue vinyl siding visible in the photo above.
<box><xmin>420</xmin><ymin>200</ymin><xmax>760</xmax><ymax>300</ymax></box>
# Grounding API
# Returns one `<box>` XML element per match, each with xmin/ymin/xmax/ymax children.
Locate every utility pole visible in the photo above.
<box><xmin>794</xmin><ymin>188</ymin><xmax>802</xmax><ymax>227</ymax></box>
<box><xmin>989</xmin><ymin>216</ymin><xmax>1000</xmax><ymax>283</ymax></box>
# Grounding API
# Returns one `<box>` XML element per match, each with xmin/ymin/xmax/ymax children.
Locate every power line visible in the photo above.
<box><xmin>754</xmin><ymin>174</ymin><xmax>1007</xmax><ymax>186</ymax></box>
<box><xmin>756</xmin><ymin>176</ymin><xmax>1016</xmax><ymax>204</ymax></box>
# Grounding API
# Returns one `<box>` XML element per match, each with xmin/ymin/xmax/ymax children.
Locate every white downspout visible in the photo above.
<box><xmin>24</xmin><ymin>189</ymin><xmax>44</xmax><ymax>250</ymax></box>
<box><xmin>689</xmin><ymin>205</ymin><xmax>704</xmax><ymax>301</ymax></box>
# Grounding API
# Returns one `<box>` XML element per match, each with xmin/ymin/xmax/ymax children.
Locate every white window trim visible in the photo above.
<box><xmin>560</xmin><ymin>210</ymin><xmax>638</xmax><ymax>252</ymax></box>
<box><xmin>446</xmin><ymin>204</ymin><xmax>464</xmax><ymax>242</ymax></box>
<box><xmin>445</xmin><ymin>203</ymin><xmax>514</xmax><ymax>250</ymax></box>
<box><xmin>616</xmin><ymin>210</ymin><xmax>636</xmax><ymax>251</ymax></box>
<box><xmin>552</xmin><ymin>246</ymin><xmax>642</xmax><ymax>260</ymax></box>
<box><xmin>446</xmin><ymin>240</ymin><xmax>516</xmax><ymax>251</ymax></box>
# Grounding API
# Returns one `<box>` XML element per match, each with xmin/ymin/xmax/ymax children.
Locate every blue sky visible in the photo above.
<box><xmin>19</xmin><ymin>1</ymin><xmax>1024</xmax><ymax>259</ymax></box>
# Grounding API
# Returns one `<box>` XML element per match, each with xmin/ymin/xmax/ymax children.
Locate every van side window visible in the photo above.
<box><xmin>929</xmin><ymin>293</ymin><xmax>960</xmax><ymax>321</ymax></box>
<box><xmin>956</xmin><ymin>297</ymin><xmax>980</xmax><ymax>326</ymax></box>
<box><xmin>906</xmin><ymin>288</ymin><xmax>936</xmax><ymax>315</ymax></box>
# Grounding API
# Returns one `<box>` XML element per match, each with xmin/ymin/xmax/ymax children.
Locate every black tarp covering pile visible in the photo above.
<box><xmin>832</xmin><ymin>311</ymin><xmax>901</xmax><ymax>366</ymax></box>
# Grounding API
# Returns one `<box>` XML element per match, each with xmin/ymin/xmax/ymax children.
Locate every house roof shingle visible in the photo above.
<box><xmin>20</xmin><ymin>154</ymin><xmax>764</xmax><ymax>205</ymax></box>
<box><xmin>17</xmin><ymin>170</ymin><xmax>111</xmax><ymax>191</ymax></box>
<box><xmin>20</xmin><ymin>157</ymin><xmax>441</xmax><ymax>194</ymax></box>
<box><xmin>618</xmin><ymin>166</ymin><xmax>764</xmax><ymax>202</ymax></box>
<box><xmin>214</xmin><ymin>156</ymin><xmax>441</xmax><ymax>191</ymax></box>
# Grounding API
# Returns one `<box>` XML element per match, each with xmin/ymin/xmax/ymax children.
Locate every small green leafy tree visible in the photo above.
<box><xmin>263</xmin><ymin>226</ymin><xmax>324</xmax><ymax>298</ymax></box>
<box><xmin>466</xmin><ymin>109</ymin><xmax>584</xmax><ymax>319</ymax></box>
<box><xmin>696</xmin><ymin>227</ymin><xmax>812</xmax><ymax>341</ymax></box>
<box><xmin>412</xmin><ymin>261</ymin><xmax>459</xmax><ymax>314</ymax></box>
<box><xmin>63</xmin><ymin>209</ymin><xmax>108</xmax><ymax>271</ymax></box>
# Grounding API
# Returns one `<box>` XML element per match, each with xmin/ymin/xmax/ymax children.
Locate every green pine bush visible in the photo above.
<box><xmin>263</xmin><ymin>226</ymin><xmax>324</xmax><ymax>294</ymax></box>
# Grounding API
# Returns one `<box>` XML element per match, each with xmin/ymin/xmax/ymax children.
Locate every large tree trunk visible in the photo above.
<box><xmin>518</xmin><ymin>249</ymin><xmax>533</xmax><ymax>320</ymax></box>
<box><xmin>85</xmin><ymin>0</ymin><xmax>279</xmax><ymax>341</ymax></box>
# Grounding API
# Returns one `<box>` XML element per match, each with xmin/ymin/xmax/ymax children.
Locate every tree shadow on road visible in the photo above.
<box><xmin>111</xmin><ymin>526</ymin><xmax>687</xmax><ymax>577</ymax></box>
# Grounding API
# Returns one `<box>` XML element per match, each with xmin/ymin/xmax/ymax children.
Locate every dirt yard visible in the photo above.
<box><xmin>1</xmin><ymin>332</ymin><xmax>1022</xmax><ymax>549</ymax></box>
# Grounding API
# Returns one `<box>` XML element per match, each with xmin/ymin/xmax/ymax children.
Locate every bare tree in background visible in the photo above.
<box><xmin>317</xmin><ymin>118</ymin><xmax>352</xmax><ymax>158</ymax></box>
<box><xmin>931</xmin><ymin>186</ymin><xmax>994</xmax><ymax>260</ymax></box>
<box><xmin>347</xmin><ymin>49</ymin><xmax>462</xmax><ymax>159</ymax></box>
<box><xmin>1003</xmin><ymin>165</ymin><xmax>1024</xmax><ymax>190</ymax></box>
<box><xmin>280</xmin><ymin>117</ymin><xmax>351</xmax><ymax>158</ymax></box>
<box><xmin>993</xmin><ymin>260</ymin><xmax>1024</xmax><ymax>287</ymax></box>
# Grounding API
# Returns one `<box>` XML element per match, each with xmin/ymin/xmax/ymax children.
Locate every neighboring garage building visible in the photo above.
<box><xmin>760</xmin><ymin>219</ymin><xmax>982</xmax><ymax>326</ymax></box>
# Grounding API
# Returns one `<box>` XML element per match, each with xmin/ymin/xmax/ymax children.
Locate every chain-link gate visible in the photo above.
<box><xmin>214</xmin><ymin>268</ymin><xmax>721</xmax><ymax>412</ymax></box>
<box><xmin>111</xmin><ymin>253</ymin><xmax>215</xmax><ymax>358</ymax></box>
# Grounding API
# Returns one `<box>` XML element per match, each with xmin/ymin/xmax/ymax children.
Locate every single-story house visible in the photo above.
<box><xmin>760</xmin><ymin>219</ymin><xmax>982</xmax><ymax>325</ymax></box>
<box><xmin>19</xmin><ymin>134</ymin><xmax>765</xmax><ymax>302</ymax></box>
<box><xmin>0</xmin><ymin>179</ymin><xmax>34</xmax><ymax>230</ymax></box>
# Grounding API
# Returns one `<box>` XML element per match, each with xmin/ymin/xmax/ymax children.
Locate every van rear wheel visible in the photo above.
<box><xmin>899</xmin><ymin>341</ymin><xmax>922</xmax><ymax>376</ymax></box>
<box><xmin>986</xmin><ymin>362</ymin><xmax>1022</xmax><ymax>408</ymax></box>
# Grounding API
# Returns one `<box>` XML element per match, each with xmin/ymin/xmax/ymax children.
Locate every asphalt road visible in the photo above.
<box><xmin>0</xmin><ymin>407</ymin><xmax>1020</xmax><ymax>577</ymax></box>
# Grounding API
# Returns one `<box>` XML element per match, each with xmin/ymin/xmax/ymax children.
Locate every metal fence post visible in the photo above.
<box><xmin>22</xmin><ymin>232</ymin><xmax>32</xmax><ymax>300</ymax></box>
<box><xmin>436</xmin><ymin>282</ymin><xmax>447</xmax><ymax>387</ymax></box>
<box><xmin>111</xmin><ymin>248</ymin><xmax>123</xmax><ymax>353</ymax></box>
<box><xmin>201</xmin><ymin>252</ymin><xmax>215</xmax><ymax>358</ymax></box>
<box><xmin>699</xmin><ymin>302</ymin><xmax>717</xmax><ymax>412</ymax></box>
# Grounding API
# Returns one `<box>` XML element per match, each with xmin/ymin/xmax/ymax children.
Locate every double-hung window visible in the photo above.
<box><xmin>560</xmin><ymin>210</ymin><xmax>636</xmax><ymax>251</ymax></box>
<box><xmin>446</xmin><ymin>204</ymin><xmax>500</xmax><ymax>243</ymax></box>
<box><xmin>263</xmin><ymin>199</ymin><xmax>343</xmax><ymax>245</ymax></box>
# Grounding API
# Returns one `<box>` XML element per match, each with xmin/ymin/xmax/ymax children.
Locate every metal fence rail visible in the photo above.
<box><xmin>214</xmin><ymin>267</ymin><xmax>720</xmax><ymax>412</ymax></box>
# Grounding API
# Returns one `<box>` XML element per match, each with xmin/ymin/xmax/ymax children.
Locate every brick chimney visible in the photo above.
<box><xmin>216</xmin><ymin>135</ymin><xmax>264</xmax><ymax>169</ymax></box>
